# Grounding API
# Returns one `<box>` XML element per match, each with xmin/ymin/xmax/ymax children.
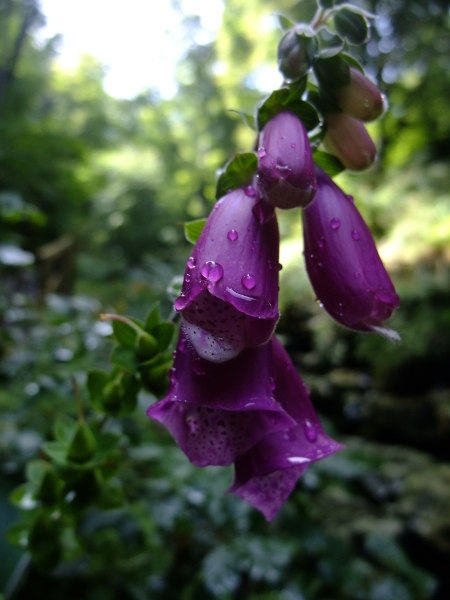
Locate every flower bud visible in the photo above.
<box><xmin>323</xmin><ymin>113</ymin><xmax>377</xmax><ymax>171</ymax></box>
<box><xmin>333</xmin><ymin>68</ymin><xmax>384</xmax><ymax>122</ymax></box>
<box><xmin>277</xmin><ymin>28</ymin><xmax>317</xmax><ymax>81</ymax></box>
<box><xmin>302</xmin><ymin>167</ymin><xmax>400</xmax><ymax>340</ymax></box>
<box><xmin>257</xmin><ymin>111</ymin><xmax>317</xmax><ymax>209</ymax></box>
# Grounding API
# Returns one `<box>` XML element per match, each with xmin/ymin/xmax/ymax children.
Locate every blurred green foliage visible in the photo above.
<box><xmin>1</xmin><ymin>0</ymin><xmax>450</xmax><ymax>598</ymax></box>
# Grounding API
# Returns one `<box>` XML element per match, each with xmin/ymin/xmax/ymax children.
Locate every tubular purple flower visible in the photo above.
<box><xmin>174</xmin><ymin>186</ymin><xmax>280</xmax><ymax>363</ymax></box>
<box><xmin>228</xmin><ymin>337</ymin><xmax>343</xmax><ymax>521</ymax></box>
<box><xmin>257</xmin><ymin>111</ymin><xmax>317</xmax><ymax>209</ymax></box>
<box><xmin>333</xmin><ymin>68</ymin><xmax>385</xmax><ymax>123</ymax></box>
<box><xmin>302</xmin><ymin>167</ymin><xmax>400</xmax><ymax>340</ymax></box>
<box><xmin>146</xmin><ymin>330</ymin><xmax>295</xmax><ymax>467</ymax></box>
<box><xmin>323</xmin><ymin>113</ymin><xmax>377</xmax><ymax>171</ymax></box>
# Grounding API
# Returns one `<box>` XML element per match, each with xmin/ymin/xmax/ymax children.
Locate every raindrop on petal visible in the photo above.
<box><xmin>227</xmin><ymin>229</ymin><xmax>238</xmax><ymax>241</ymax></box>
<box><xmin>330</xmin><ymin>218</ymin><xmax>341</xmax><ymax>230</ymax></box>
<box><xmin>352</xmin><ymin>230</ymin><xmax>360</xmax><ymax>241</ymax></box>
<box><xmin>241</xmin><ymin>274</ymin><xmax>256</xmax><ymax>290</ymax></box>
<box><xmin>257</xmin><ymin>146</ymin><xmax>266</xmax><ymax>158</ymax></box>
<box><xmin>304</xmin><ymin>419</ymin><xmax>318</xmax><ymax>442</ymax></box>
<box><xmin>200</xmin><ymin>261</ymin><xmax>224</xmax><ymax>282</ymax></box>
<box><xmin>187</xmin><ymin>257</ymin><xmax>196</xmax><ymax>269</ymax></box>
<box><xmin>244</xmin><ymin>185</ymin><xmax>257</xmax><ymax>197</ymax></box>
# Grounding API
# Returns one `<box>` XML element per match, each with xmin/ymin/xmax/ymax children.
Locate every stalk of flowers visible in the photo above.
<box><xmin>147</xmin><ymin>330</ymin><xmax>342</xmax><ymax>519</ymax></box>
<box><xmin>174</xmin><ymin>184</ymin><xmax>280</xmax><ymax>363</ymax></box>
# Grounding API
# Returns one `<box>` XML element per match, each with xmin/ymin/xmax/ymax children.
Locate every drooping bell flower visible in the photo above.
<box><xmin>146</xmin><ymin>329</ymin><xmax>295</xmax><ymax>467</ymax></box>
<box><xmin>228</xmin><ymin>337</ymin><xmax>343</xmax><ymax>521</ymax></box>
<box><xmin>323</xmin><ymin>113</ymin><xmax>377</xmax><ymax>171</ymax></box>
<box><xmin>257</xmin><ymin>111</ymin><xmax>317</xmax><ymax>209</ymax></box>
<box><xmin>302</xmin><ymin>167</ymin><xmax>400</xmax><ymax>340</ymax></box>
<box><xmin>174</xmin><ymin>186</ymin><xmax>279</xmax><ymax>363</ymax></box>
<box><xmin>333</xmin><ymin>67</ymin><xmax>385</xmax><ymax>123</ymax></box>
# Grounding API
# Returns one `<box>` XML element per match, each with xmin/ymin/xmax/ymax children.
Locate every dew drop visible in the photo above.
<box><xmin>170</xmin><ymin>367</ymin><xmax>176</xmax><ymax>384</ymax></box>
<box><xmin>257</xmin><ymin>146</ymin><xmax>266</xmax><ymax>158</ymax></box>
<box><xmin>184</xmin><ymin>273</ymin><xmax>191</xmax><ymax>283</ymax></box>
<box><xmin>269</xmin><ymin>377</ymin><xmax>276</xmax><ymax>391</ymax></box>
<box><xmin>354</xmin><ymin>272</ymin><xmax>361</xmax><ymax>279</ymax></box>
<box><xmin>244</xmin><ymin>185</ymin><xmax>257</xmax><ymax>197</ymax></box>
<box><xmin>200</xmin><ymin>261</ymin><xmax>224</xmax><ymax>282</ymax></box>
<box><xmin>318</xmin><ymin>237</ymin><xmax>325</xmax><ymax>248</ymax></box>
<box><xmin>241</xmin><ymin>274</ymin><xmax>256</xmax><ymax>290</ymax></box>
<box><xmin>267</xmin><ymin>260</ymin><xmax>273</xmax><ymax>270</ymax></box>
<box><xmin>304</xmin><ymin>419</ymin><xmax>317</xmax><ymax>442</ymax></box>
<box><xmin>346</xmin><ymin>195</ymin><xmax>354</xmax><ymax>204</ymax></box>
<box><xmin>179</xmin><ymin>338</ymin><xmax>186</xmax><ymax>352</ymax></box>
<box><xmin>352</xmin><ymin>230</ymin><xmax>360</xmax><ymax>241</ymax></box>
<box><xmin>330</xmin><ymin>218</ymin><xmax>341</xmax><ymax>230</ymax></box>
<box><xmin>277</xmin><ymin>263</ymin><xmax>283</xmax><ymax>271</ymax></box>
<box><xmin>315</xmin><ymin>298</ymin><xmax>324</xmax><ymax>308</ymax></box>
<box><xmin>187</xmin><ymin>256</ymin><xmax>196</xmax><ymax>269</ymax></box>
<box><xmin>291</xmin><ymin>142</ymin><xmax>296</xmax><ymax>148</ymax></box>
<box><xmin>251</xmin><ymin>241</ymin><xmax>256</xmax><ymax>253</ymax></box>
<box><xmin>227</xmin><ymin>229</ymin><xmax>238</xmax><ymax>241</ymax></box>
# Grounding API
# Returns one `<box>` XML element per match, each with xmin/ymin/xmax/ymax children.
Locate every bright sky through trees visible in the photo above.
<box><xmin>37</xmin><ymin>0</ymin><xmax>224</xmax><ymax>98</ymax></box>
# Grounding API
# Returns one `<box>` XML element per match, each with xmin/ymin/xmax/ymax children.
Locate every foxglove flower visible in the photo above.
<box><xmin>146</xmin><ymin>330</ymin><xmax>295</xmax><ymax>467</ymax></box>
<box><xmin>257</xmin><ymin>111</ymin><xmax>317</xmax><ymax>209</ymax></box>
<box><xmin>302</xmin><ymin>167</ymin><xmax>400</xmax><ymax>340</ymax></box>
<box><xmin>174</xmin><ymin>186</ymin><xmax>279</xmax><ymax>362</ymax></box>
<box><xmin>333</xmin><ymin>67</ymin><xmax>385</xmax><ymax>123</ymax></box>
<box><xmin>228</xmin><ymin>337</ymin><xmax>343</xmax><ymax>521</ymax></box>
<box><xmin>323</xmin><ymin>113</ymin><xmax>377</xmax><ymax>171</ymax></box>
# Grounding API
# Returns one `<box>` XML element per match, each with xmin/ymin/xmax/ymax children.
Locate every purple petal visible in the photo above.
<box><xmin>175</xmin><ymin>187</ymin><xmax>280</xmax><ymax>362</ymax></box>
<box><xmin>258</xmin><ymin>111</ymin><xmax>317</xmax><ymax>209</ymax></box>
<box><xmin>147</xmin><ymin>331</ymin><xmax>295</xmax><ymax>467</ymax></box>
<box><xmin>302</xmin><ymin>167</ymin><xmax>400</xmax><ymax>338</ymax></box>
<box><xmin>228</xmin><ymin>337</ymin><xmax>343</xmax><ymax>520</ymax></box>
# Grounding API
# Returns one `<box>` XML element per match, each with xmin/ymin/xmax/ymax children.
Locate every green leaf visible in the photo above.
<box><xmin>314</xmin><ymin>54</ymin><xmax>351</xmax><ymax>88</ymax></box>
<box><xmin>87</xmin><ymin>369</ymin><xmax>109</xmax><ymax>398</ymax></box>
<box><xmin>152</xmin><ymin>322</ymin><xmax>176</xmax><ymax>352</ymax></box>
<box><xmin>10</xmin><ymin>484</ymin><xmax>37</xmax><ymax>510</ymax></box>
<box><xmin>313</xmin><ymin>150</ymin><xmax>345</xmax><ymax>177</ymax></box>
<box><xmin>112</xmin><ymin>319</ymin><xmax>138</xmax><ymax>348</ymax></box>
<box><xmin>43</xmin><ymin>441</ymin><xmax>70</xmax><ymax>466</ymax></box>
<box><xmin>215</xmin><ymin>153</ymin><xmax>258</xmax><ymax>200</ymax></box>
<box><xmin>144</xmin><ymin>303</ymin><xmax>161</xmax><ymax>333</ymax></box>
<box><xmin>227</xmin><ymin>109</ymin><xmax>256</xmax><ymax>131</ymax></box>
<box><xmin>54</xmin><ymin>415</ymin><xmax>77</xmax><ymax>445</ymax></box>
<box><xmin>136</xmin><ymin>331</ymin><xmax>158</xmax><ymax>359</ymax></box>
<box><xmin>7</xmin><ymin>522</ymin><xmax>30</xmax><ymax>548</ymax></box>
<box><xmin>67</xmin><ymin>423</ymin><xmax>97</xmax><ymax>463</ymax></box>
<box><xmin>184</xmin><ymin>219</ymin><xmax>207</xmax><ymax>244</ymax></box>
<box><xmin>257</xmin><ymin>85</ymin><xmax>320</xmax><ymax>131</ymax></box>
<box><xmin>26</xmin><ymin>459</ymin><xmax>48</xmax><ymax>486</ymax></box>
<box><xmin>96</xmin><ymin>479</ymin><xmax>124</xmax><ymax>509</ymax></box>
<box><xmin>341</xmin><ymin>52</ymin><xmax>364</xmax><ymax>73</ymax></box>
<box><xmin>333</xmin><ymin>8</ymin><xmax>369</xmax><ymax>45</ymax></box>
<box><xmin>275</xmin><ymin>13</ymin><xmax>295</xmax><ymax>31</ymax></box>
<box><xmin>110</xmin><ymin>346</ymin><xmax>137</xmax><ymax>373</ymax></box>
<box><xmin>37</xmin><ymin>469</ymin><xmax>61</xmax><ymax>504</ymax></box>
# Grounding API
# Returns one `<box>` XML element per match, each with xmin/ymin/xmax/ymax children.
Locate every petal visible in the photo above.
<box><xmin>146</xmin><ymin>331</ymin><xmax>295</xmax><ymax>467</ymax></box>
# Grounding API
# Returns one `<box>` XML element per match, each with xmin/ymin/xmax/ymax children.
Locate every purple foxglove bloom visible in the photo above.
<box><xmin>302</xmin><ymin>167</ymin><xmax>400</xmax><ymax>340</ymax></box>
<box><xmin>257</xmin><ymin>111</ymin><xmax>317</xmax><ymax>209</ymax></box>
<box><xmin>174</xmin><ymin>186</ymin><xmax>279</xmax><ymax>362</ymax></box>
<box><xmin>228</xmin><ymin>337</ymin><xmax>343</xmax><ymax>521</ymax></box>
<box><xmin>146</xmin><ymin>329</ymin><xmax>295</xmax><ymax>467</ymax></box>
<box><xmin>323</xmin><ymin>113</ymin><xmax>377</xmax><ymax>171</ymax></box>
<box><xmin>333</xmin><ymin>67</ymin><xmax>385</xmax><ymax>123</ymax></box>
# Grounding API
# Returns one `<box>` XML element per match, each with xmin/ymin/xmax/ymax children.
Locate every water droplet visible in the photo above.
<box><xmin>269</xmin><ymin>377</ymin><xmax>276</xmax><ymax>391</ymax></box>
<box><xmin>192</xmin><ymin>361</ymin><xmax>206</xmax><ymax>376</ymax></box>
<box><xmin>170</xmin><ymin>367</ymin><xmax>176</xmax><ymax>384</ymax></box>
<box><xmin>352</xmin><ymin>230</ymin><xmax>360</xmax><ymax>241</ymax></box>
<box><xmin>215</xmin><ymin>201</ymin><xmax>221</xmax><ymax>208</ymax></box>
<box><xmin>318</xmin><ymin>237</ymin><xmax>325</xmax><ymax>248</ymax></box>
<box><xmin>346</xmin><ymin>195</ymin><xmax>354</xmax><ymax>204</ymax></box>
<box><xmin>330</xmin><ymin>218</ymin><xmax>341</xmax><ymax>230</ymax></box>
<box><xmin>179</xmin><ymin>338</ymin><xmax>186</xmax><ymax>352</ymax></box>
<box><xmin>257</xmin><ymin>146</ymin><xmax>266</xmax><ymax>158</ymax></box>
<box><xmin>187</xmin><ymin>256</ymin><xmax>196</xmax><ymax>269</ymax></box>
<box><xmin>244</xmin><ymin>185</ymin><xmax>257</xmax><ymax>197</ymax></box>
<box><xmin>304</xmin><ymin>419</ymin><xmax>317</xmax><ymax>442</ymax></box>
<box><xmin>267</xmin><ymin>260</ymin><xmax>273</xmax><ymax>270</ymax></box>
<box><xmin>277</xmin><ymin>263</ymin><xmax>283</xmax><ymax>271</ymax></box>
<box><xmin>200</xmin><ymin>261</ymin><xmax>224</xmax><ymax>282</ymax></box>
<box><xmin>354</xmin><ymin>272</ymin><xmax>360</xmax><ymax>279</ymax></box>
<box><xmin>241</xmin><ymin>274</ymin><xmax>256</xmax><ymax>290</ymax></box>
<box><xmin>251</xmin><ymin>241</ymin><xmax>256</xmax><ymax>253</ymax></box>
<box><xmin>227</xmin><ymin>229</ymin><xmax>238</xmax><ymax>241</ymax></box>
<box><xmin>315</xmin><ymin>298</ymin><xmax>324</xmax><ymax>308</ymax></box>
<box><xmin>291</xmin><ymin>142</ymin><xmax>296</xmax><ymax>148</ymax></box>
<box><xmin>172</xmin><ymin>350</ymin><xmax>177</xmax><ymax>359</ymax></box>
<box><xmin>184</xmin><ymin>273</ymin><xmax>191</xmax><ymax>283</ymax></box>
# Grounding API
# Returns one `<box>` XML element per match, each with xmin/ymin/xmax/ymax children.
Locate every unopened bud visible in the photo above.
<box><xmin>333</xmin><ymin>68</ymin><xmax>384</xmax><ymax>122</ymax></box>
<box><xmin>323</xmin><ymin>113</ymin><xmax>377</xmax><ymax>171</ymax></box>
<box><xmin>277</xmin><ymin>28</ymin><xmax>317</xmax><ymax>82</ymax></box>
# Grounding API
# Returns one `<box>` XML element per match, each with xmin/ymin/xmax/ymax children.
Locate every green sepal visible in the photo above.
<box><xmin>215</xmin><ymin>153</ymin><xmax>258</xmax><ymax>200</ymax></box>
<box><xmin>139</xmin><ymin>353</ymin><xmax>173</xmax><ymax>396</ymax></box>
<box><xmin>67</xmin><ymin>423</ymin><xmax>97</xmax><ymax>463</ymax></box>
<box><xmin>54</xmin><ymin>415</ymin><xmax>78</xmax><ymax>445</ymax></box>
<box><xmin>275</xmin><ymin>13</ymin><xmax>295</xmax><ymax>31</ymax></box>
<box><xmin>333</xmin><ymin>8</ymin><xmax>369</xmax><ymax>45</ymax></box>
<box><xmin>184</xmin><ymin>219</ymin><xmax>207</xmax><ymax>244</ymax></box>
<box><xmin>227</xmin><ymin>109</ymin><xmax>256</xmax><ymax>131</ymax></box>
<box><xmin>110</xmin><ymin>346</ymin><xmax>137</xmax><ymax>373</ymax></box>
<box><xmin>313</xmin><ymin>150</ymin><xmax>345</xmax><ymax>177</ymax></box>
<box><xmin>112</xmin><ymin>318</ymin><xmax>138</xmax><ymax>348</ymax></box>
<box><xmin>144</xmin><ymin>304</ymin><xmax>162</xmax><ymax>333</ymax></box>
<box><xmin>152</xmin><ymin>322</ymin><xmax>175</xmax><ymax>352</ymax></box>
<box><xmin>26</xmin><ymin>459</ymin><xmax>48</xmax><ymax>486</ymax></box>
<box><xmin>87</xmin><ymin>369</ymin><xmax>110</xmax><ymax>398</ymax></box>
<box><xmin>313</xmin><ymin>54</ymin><xmax>351</xmax><ymax>89</ymax></box>
<box><xmin>341</xmin><ymin>52</ymin><xmax>364</xmax><ymax>73</ymax></box>
<box><xmin>100</xmin><ymin>373</ymin><xmax>140</xmax><ymax>417</ymax></box>
<box><xmin>136</xmin><ymin>331</ymin><xmax>158</xmax><ymax>359</ymax></box>
<box><xmin>256</xmin><ymin>81</ymin><xmax>320</xmax><ymax>131</ymax></box>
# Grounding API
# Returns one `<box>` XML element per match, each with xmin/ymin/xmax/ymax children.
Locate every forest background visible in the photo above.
<box><xmin>1</xmin><ymin>0</ymin><xmax>450</xmax><ymax>599</ymax></box>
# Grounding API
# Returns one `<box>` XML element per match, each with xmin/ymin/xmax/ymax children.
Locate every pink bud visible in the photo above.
<box><xmin>334</xmin><ymin>68</ymin><xmax>385</xmax><ymax>122</ymax></box>
<box><xmin>323</xmin><ymin>113</ymin><xmax>377</xmax><ymax>171</ymax></box>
